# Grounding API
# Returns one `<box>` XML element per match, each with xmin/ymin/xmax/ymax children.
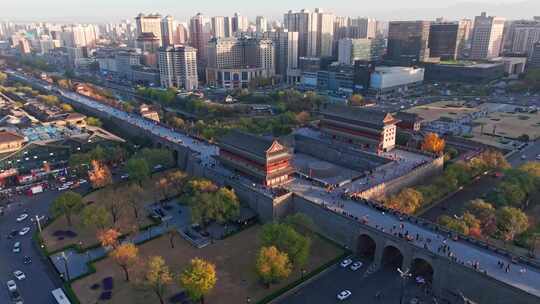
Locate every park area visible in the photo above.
<box><xmin>71</xmin><ymin>224</ymin><xmax>345</xmax><ymax>304</ymax></box>
<box><xmin>42</xmin><ymin>170</ymin><xmax>181</xmax><ymax>252</ymax></box>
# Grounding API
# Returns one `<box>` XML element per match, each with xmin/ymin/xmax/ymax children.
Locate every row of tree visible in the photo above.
<box><xmin>98</xmin><ymin>229</ymin><xmax>217</xmax><ymax>304</ymax></box>
<box><xmin>383</xmin><ymin>150</ymin><xmax>510</xmax><ymax>214</ymax></box>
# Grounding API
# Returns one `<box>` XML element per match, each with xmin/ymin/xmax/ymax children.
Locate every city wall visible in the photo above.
<box><xmin>356</xmin><ymin>155</ymin><xmax>444</xmax><ymax>200</ymax></box>
<box><xmin>291</xmin><ymin>195</ymin><xmax>539</xmax><ymax>304</ymax></box>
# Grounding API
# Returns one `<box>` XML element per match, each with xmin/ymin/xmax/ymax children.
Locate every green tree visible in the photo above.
<box><xmin>81</xmin><ymin>205</ymin><xmax>110</xmax><ymax>229</ymax></box>
<box><xmin>60</xmin><ymin>103</ymin><xmax>74</xmax><ymax>112</ymax></box>
<box><xmin>0</xmin><ymin>72</ymin><xmax>7</xmax><ymax>84</ymax></box>
<box><xmin>283</xmin><ymin>213</ymin><xmax>315</xmax><ymax>236</ymax></box>
<box><xmin>135</xmin><ymin>148</ymin><xmax>174</xmax><ymax>168</ymax></box>
<box><xmin>467</xmin><ymin>199</ymin><xmax>496</xmax><ymax>223</ymax></box>
<box><xmin>260</xmin><ymin>222</ymin><xmax>311</xmax><ymax>267</ymax></box>
<box><xmin>191</xmin><ymin>188</ymin><xmax>240</xmax><ymax>227</ymax></box>
<box><xmin>256</xmin><ymin>246</ymin><xmax>292</xmax><ymax>287</ymax></box>
<box><xmin>179</xmin><ymin>258</ymin><xmax>217</xmax><ymax>304</ymax></box>
<box><xmin>126</xmin><ymin>158</ymin><xmax>150</xmax><ymax>186</ymax></box>
<box><xmin>383</xmin><ymin>188</ymin><xmax>424</xmax><ymax>214</ymax></box>
<box><xmin>145</xmin><ymin>256</ymin><xmax>173</xmax><ymax>304</ymax></box>
<box><xmin>496</xmin><ymin>207</ymin><xmax>529</xmax><ymax>241</ymax></box>
<box><xmin>50</xmin><ymin>191</ymin><xmax>84</xmax><ymax>226</ymax></box>
<box><xmin>438</xmin><ymin>215</ymin><xmax>470</xmax><ymax>235</ymax></box>
<box><xmin>86</xmin><ymin>117</ymin><xmax>103</xmax><ymax>127</ymax></box>
<box><xmin>37</xmin><ymin>95</ymin><xmax>60</xmax><ymax>106</ymax></box>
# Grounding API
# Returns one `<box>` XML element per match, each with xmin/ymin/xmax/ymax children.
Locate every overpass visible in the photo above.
<box><xmin>8</xmin><ymin>71</ymin><xmax>540</xmax><ymax>304</ymax></box>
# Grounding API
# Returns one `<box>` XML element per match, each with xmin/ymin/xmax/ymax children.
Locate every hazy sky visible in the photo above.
<box><xmin>2</xmin><ymin>0</ymin><xmax>539</xmax><ymax>22</ymax></box>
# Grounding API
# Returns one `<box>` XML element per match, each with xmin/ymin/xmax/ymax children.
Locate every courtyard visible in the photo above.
<box><xmin>71</xmin><ymin>224</ymin><xmax>345</xmax><ymax>304</ymax></box>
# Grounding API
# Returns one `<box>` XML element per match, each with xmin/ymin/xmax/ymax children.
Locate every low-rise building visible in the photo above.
<box><xmin>319</xmin><ymin>104</ymin><xmax>400</xmax><ymax>153</ymax></box>
<box><xmin>139</xmin><ymin>104</ymin><xmax>160</xmax><ymax>122</ymax></box>
<box><xmin>0</xmin><ymin>131</ymin><xmax>26</xmax><ymax>153</ymax></box>
<box><xmin>369</xmin><ymin>66</ymin><xmax>425</xmax><ymax>95</ymax></box>
<box><xmin>218</xmin><ymin>131</ymin><xmax>294</xmax><ymax>187</ymax></box>
<box><xmin>424</xmin><ymin>61</ymin><xmax>505</xmax><ymax>83</ymax></box>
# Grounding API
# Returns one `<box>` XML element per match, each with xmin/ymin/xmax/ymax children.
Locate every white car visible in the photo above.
<box><xmin>12</xmin><ymin>242</ymin><xmax>21</xmax><ymax>253</ymax></box>
<box><xmin>340</xmin><ymin>258</ymin><xmax>353</xmax><ymax>268</ymax></box>
<box><xmin>6</xmin><ymin>280</ymin><xmax>17</xmax><ymax>291</ymax></box>
<box><xmin>16</xmin><ymin>213</ymin><xmax>28</xmax><ymax>222</ymax></box>
<box><xmin>337</xmin><ymin>290</ymin><xmax>352</xmax><ymax>301</ymax></box>
<box><xmin>350</xmin><ymin>261</ymin><xmax>363</xmax><ymax>271</ymax></box>
<box><xmin>13</xmin><ymin>271</ymin><xmax>25</xmax><ymax>281</ymax></box>
<box><xmin>536</xmin><ymin>154</ymin><xmax>540</xmax><ymax>160</ymax></box>
<box><xmin>57</xmin><ymin>185</ymin><xmax>69</xmax><ymax>191</ymax></box>
<box><xmin>18</xmin><ymin>227</ymin><xmax>31</xmax><ymax>236</ymax></box>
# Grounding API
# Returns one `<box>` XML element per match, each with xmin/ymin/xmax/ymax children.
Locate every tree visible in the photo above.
<box><xmin>125</xmin><ymin>184</ymin><xmax>143</xmax><ymax>220</ymax></box>
<box><xmin>383</xmin><ymin>188</ymin><xmax>424</xmax><ymax>214</ymax></box>
<box><xmin>145</xmin><ymin>256</ymin><xmax>173</xmax><ymax>304</ymax></box>
<box><xmin>102</xmin><ymin>188</ymin><xmax>125</xmax><ymax>224</ymax></box>
<box><xmin>496</xmin><ymin>207</ymin><xmax>529</xmax><ymax>241</ymax></box>
<box><xmin>519</xmin><ymin>162</ymin><xmax>540</xmax><ymax>178</ymax></box>
<box><xmin>135</xmin><ymin>148</ymin><xmax>174</xmax><ymax>168</ymax></box>
<box><xmin>111</xmin><ymin>243</ymin><xmax>139</xmax><ymax>282</ymax></box>
<box><xmin>191</xmin><ymin>188</ymin><xmax>240</xmax><ymax>227</ymax></box>
<box><xmin>37</xmin><ymin>95</ymin><xmax>60</xmax><ymax>106</ymax></box>
<box><xmin>0</xmin><ymin>72</ymin><xmax>7</xmax><ymax>84</ymax></box>
<box><xmin>349</xmin><ymin>94</ymin><xmax>366</xmax><ymax>106</ymax></box>
<box><xmin>438</xmin><ymin>215</ymin><xmax>470</xmax><ymax>235</ymax></box>
<box><xmin>60</xmin><ymin>103</ymin><xmax>74</xmax><ymax>112</ymax></box>
<box><xmin>467</xmin><ymin>199</ymin><xmax>496</xmax><ymax>223</ymax></box>
<box><xmin>256</xmin><ymin>246</ymin><xmax>292</xmax><ymax>287</ymax></box>
<box><xmin>86</xmin><ymin>117</ymin><xmax>103</xmax><ymax>127</ymax></box>
<box><xmin>179</xmin><ymin>258</ymin><xmax>217</xmax><ymax>304</ymax></box>
<box><xmin>260</xmin><ymin>223</ymin><xmax>311</xmax><ymax>267</ymax></box>
<box><xmin>97</xmin><ymin>228</ymin><xmax>121</xmax><ymax>248</ymax></box>
<box><xmin>421</xmin><ymin>132</ymin><xmax>446</xmax><ymax>154</ymax></box>
<box><xmin>81</xmin><ymin>205</ymin><xmax>110</xmax><ymax>229</ymax></box>
<box><xmin>126</xmin><ymin>158</ymin><xmax>150</xmax><ymax>186</ymax></box>
<box><xmin>283</xmin><ymin>214</ymin><xmax>315</xmax><ymax>236</ymax></box>
<box><xmin>295</xmin><ymin>111</ymin><xmax>311</xmax><ymax>125</ymax></box>
<box><xmin>88</xmin><ymin>160</ymin><xmax>112</xmax><ymax>189</ymax></box>
<box><xmin>50</xmin><ymin>191</ymin><xmax>84</xmax><ymax>226</ymax></box>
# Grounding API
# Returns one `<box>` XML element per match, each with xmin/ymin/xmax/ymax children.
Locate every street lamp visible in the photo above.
<box><xmin>301</xmin><ymin>268</ymin><xmax>306</xmax><ymax>280</ymax></box>
<box><xmin>246</xmin><ymin>296</ymin><xmax>251</xmax><ymax>303</ymax></box>
<box><xmin>397</xmin><ymin>268</ymin><xmax>412</xmax><ymax>304</ymax></box>
<box><xmin>58</xmin><ymin>252</ymin><xmax>70</xmax><ymax>281</ymax></box>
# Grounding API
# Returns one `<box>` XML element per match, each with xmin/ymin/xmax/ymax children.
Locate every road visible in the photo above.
<box><xmin>281</xmin><ymin>257</ymin><xmax>433</xmax><ymax>304</ymax></box>
<box><xmin>9</xmin><ymin>70</ymin><xmax>540</xmax><ymax>299</ymax></box>
<box><xmin>0</xmin><ymin>191</ymin><xmax>61</xmax><ymax>304</ymax></box>
<box><xmin>508</xmin><ymin>140</ymin><xmax>540</xmax><ymax>167</ymax></box>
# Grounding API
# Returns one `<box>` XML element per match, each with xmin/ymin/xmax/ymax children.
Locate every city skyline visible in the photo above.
<box><xmin>1</xmin><ymin>0</ymin><xmax>539</xmax><ymax>22</ymax></box>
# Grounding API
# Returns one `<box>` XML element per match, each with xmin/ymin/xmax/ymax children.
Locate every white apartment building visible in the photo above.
<box><xmin>159</xmin><ymin>45</ymin><xmax>199</xmax><ymax>90</ymax></box>
<box><xmin>470</xmin><ymin>12</ymin><xmax>505</xmax><ymax>59</ymax></box>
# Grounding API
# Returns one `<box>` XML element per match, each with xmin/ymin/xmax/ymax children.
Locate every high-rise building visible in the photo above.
<box><xmin>428</xmin><ymin>22</ymin><xmax>466</xmax><ymax>61</ymax></box>
<box><xmin>174</xmin><ymin>23</ymin><xmax>189</xmax><ymax>44</ymax></box>
<box><xmin>470</xmin><ymin>12</ymin><xmax>505</xmax><ymax>60</ymax></box>
<box><xmin>189</xmin><ymin>13</ymin><xmax>212</xmax><ymax>72</ymax></box>
<box><xmin>256</xmin><ymin>16</ymin><xmax>268</xmax><ymax>33</ymax></box>
<box><xmin>262</xmin><ymin>30</ymin><xmax>299</xmax><ymax>81</ymax></box>
<box><xmin>348</xmin><ymin>17</ymin><xmax>377</xmax><ymax>39</ymax></box>
<box><xmin>503</xmin><ymin>20</ymin><xmax>540</xmax><ymax>57</ymax></box>
<box><xmin>160</xmin><ymin>15</ymin><xmax>174</xmax><ymax>47</ymax></box>
<box><xmin>60</xmin><ymin>24</ymin><xmax>99</xmax><ymax>48</ymax></box>
<box><xmin>206</xmin><ymin>37</ymin><xmax>275</xmax><ymax>88</ymax></box>
<box><xmin>530</xmin><ymin>42</ymin><xmax>540</xmax><ymax>68</ymax></box>
<box><xmin>232</xmin><ymin>13</ymin><xmax>249</xmax><ymax>34</ymax></box>
<box><xmin>283</xmin><ymin>8</ymin><xmax>334</xmax><ymax>58</ymax></box>
<box><xmin>315</xmin><ymin>8</ymin><xmax>335</xmax><ymax>57</ymax></box>
<box><xmin>158</xmin><ymin>45</ymin><xmax>198</xmax><ymax>90</ymax></box>
<box><xmin>387</xmin><ymin>21</ymin><xmax>431</xmax><ymax>65</ymax></box>
<box><xmin>211</xmin><ymin>16</ymin><xmax>230</xmax><ymax>38</ymax></box>
<box><xmin>135</xmin><ymin>13</ymin><xmax>163</xmax><ymax>46</ymax></box>
<box><xmin>338</xmin><ymin>38</ymin><xmax>384</xmax><ymax>65</ymax></box>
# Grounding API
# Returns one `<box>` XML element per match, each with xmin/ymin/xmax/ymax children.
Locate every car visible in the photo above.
<box><xmin>12</xmin><ymin>242</ymin><xmax>21</xmax><ymax>253</ymax></box>
<box><xmin>337</xmin><ymin>290</ymin><xmax>352</xmax><ymax>301</ymax></box>
<box><xmin>120</xmin><ymin>174</ymin><xmax>129</xmax><ymax>180</ymax></box>
<box><xmin>13</xmin><ymin>270</ymin><xmax>25</xmax><ymax>281</ymax></box>
<box><xmin>536</xmin><ymin>154</ymin><xmax>540</xmax><ymax>160</ymax></box>
<box><xmin>521</xmin><ymin>155</ymin><xmax>527</xmax><ymax>160</ymax></box>
<box><xmin>340</xmin><ymin>258</ymin><xmax>353</xmax><ymax>268</ymax></box>
<box><xmin>8</xmin><ymin>230</ymin><xmax>18</xmax><ymax>239</ymax></box>
<box><xmin>57</xmin><ymin>185</ymin><xmax>69</xmax><ymax>191</ymax></box>
<box><xmin>350</xmin><ymin>261</ymin><xmax>363</xmax><ymax>271</ymax></box>
<box><xmin>79</xmin><ymin>178</ymin><xmax>88</xmax><ymax>184</ymax></box>
<box><xmin>6</xmin><ymin>280</ymin><xmax>17</xmax><ymax>292</ymax></box>
<box><xmin>16</xmin><ymin>213</ymin><xmax>28</xmax><ymax>222</ymax></box>
<box><xmin>9</xmin><ymin>289</ymin><xmax>23</xmax><ymax>304</ymax></box>
<box><xmin>18</xmin><ymin>227</ymin><xmax>30</xmax><ymax>236</ymax></box>
<box><xmin>23</xmin><ymin>256</ymin><xmax>32</xmax><ymax>265</ymax></box>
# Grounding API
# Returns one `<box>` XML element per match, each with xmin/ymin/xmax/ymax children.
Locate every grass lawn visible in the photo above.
<box><xmin>72</xmin><ymin>224</ymin><xmax>345</xmax><ymax>304</ymax></box>
<box><xmin>42</xmin><ymin>170</ymin><xmax>181</xmax><ymax>252</ymax></box>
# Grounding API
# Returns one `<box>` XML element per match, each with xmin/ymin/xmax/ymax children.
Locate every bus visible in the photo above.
<box><xmin>51</xmin><ymin>288</ymin><xmax>71</xmax><ymax>304</ymax></box>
